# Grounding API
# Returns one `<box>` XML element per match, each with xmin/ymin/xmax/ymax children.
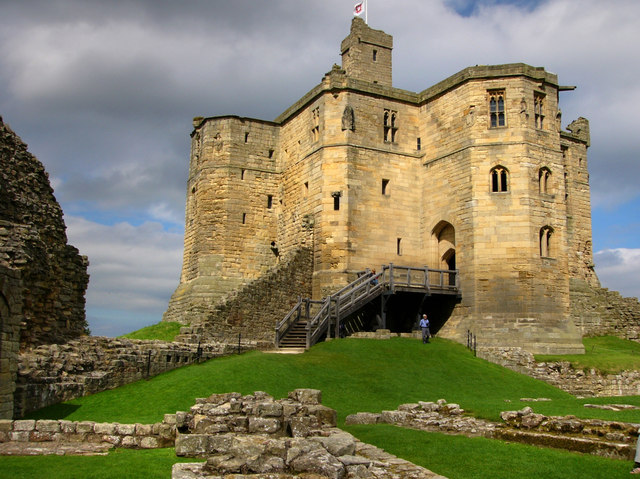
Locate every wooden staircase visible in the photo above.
<box><xmin>277</xmin><ymin>321</ymin><xmax>307</xmax><ymax>348</ymax></box>
<box><xmin>275</xmin><ymin>263</ymin><xmax>460</xmax><ymax>350</ymax></box>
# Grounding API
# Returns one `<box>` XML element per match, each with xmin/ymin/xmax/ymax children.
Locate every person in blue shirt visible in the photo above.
<box><xmin>419</xmin><ymin>314</ymin><xmax>430</xmax><ymax>344</ymax></box>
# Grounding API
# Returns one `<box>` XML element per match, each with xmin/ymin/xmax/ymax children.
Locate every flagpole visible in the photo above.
<box><xmin>365</xmin><ymin>0</ymin><xmax>368</xmax><ymax>24</ymax></box>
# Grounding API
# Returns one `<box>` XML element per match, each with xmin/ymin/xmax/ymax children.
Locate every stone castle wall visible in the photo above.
<box><xmin>163</xmin><ymin>19</ymin><xmax>602</xmax><ymax>354</ymax></box>
<box><xmin>176</xmin><ymin>247</ymin><xmax>313</xmax><ymax>345</ymax></box>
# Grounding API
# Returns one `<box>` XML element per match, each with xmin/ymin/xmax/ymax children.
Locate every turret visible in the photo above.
<box><xmin>340</xmin><ymin>17</ymin><xmax>392</xmax><ymax>87</ymax></box>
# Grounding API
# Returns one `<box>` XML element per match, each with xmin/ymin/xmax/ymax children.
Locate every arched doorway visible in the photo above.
<box><xmin>432</xmin><ymin>221</ymin><xmax>456</xmax><ymax>271</ymax></box>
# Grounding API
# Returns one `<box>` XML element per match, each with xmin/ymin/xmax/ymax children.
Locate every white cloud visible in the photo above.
<box><xmin>64</xmin><ymin>215</ymin><xmax>184</xmax><ymax>334</ymax></box>
<box><xmin>594</xmin><ymin>248</ymin><xmax>640</xmax><ymax>300</ymax></box>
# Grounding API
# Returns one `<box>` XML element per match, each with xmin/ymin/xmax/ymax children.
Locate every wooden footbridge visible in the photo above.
<box><xmin>275</xmin><ymin>264</ymin><xmax>460</xmax><ymax>350</ymax></box>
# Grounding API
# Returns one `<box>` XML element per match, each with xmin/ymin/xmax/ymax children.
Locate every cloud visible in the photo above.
<box><xmin>594</xmin><ymin>248</ymin><xmax>640</xmax><ymax>300</ymax></box>
<box><xmin>64</xmin><ymin>215</ymin><xmax>184</xmax><ymax>334</ymax></box>
<box><xmin>1</xmin><ymin>0</ymin><xmax>639</xmax><ymax>335</ymax></box>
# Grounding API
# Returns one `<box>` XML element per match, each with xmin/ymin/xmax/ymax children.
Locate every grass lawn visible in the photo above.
<box><xmin>345</xmin><ymin>425</ymin><xmax>634</xmax><ymax>479</ymax></box>
<box><xmin>0</xmin><ymin>448</ymin><xmax>199</xmax><ymax>479</ymax></box>
<box><xmin>10</xmin><ymin>337</ymin><xmax>640</xmax><ymax>478</ymax></box>
<box><xmin>119</xmin><ymin>322</ymin><xmax>184</xmax><ymax>342</ymax></box>
<box><xmin>536</xmin><ymin>335</ymin><xmax>640</xmax><ymax>373</ymax></box>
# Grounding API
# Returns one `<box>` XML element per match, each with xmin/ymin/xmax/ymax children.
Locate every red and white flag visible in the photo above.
<box><xmin>354</xmin><ymin>2</ymin><xmax>365</xmax><ymax>16</ymax></box>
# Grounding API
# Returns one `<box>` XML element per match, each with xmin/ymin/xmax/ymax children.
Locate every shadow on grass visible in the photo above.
<box><xmin>25</xmin><ymin>403</ymin><xmax>82</xmax><ymax>420</ymax></box>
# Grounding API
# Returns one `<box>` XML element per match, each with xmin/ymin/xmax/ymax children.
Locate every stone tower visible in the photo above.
<box><xmin>165</xmin><ymin>18</ymin><xmax>598</xmax><ymax>354</ymax></box>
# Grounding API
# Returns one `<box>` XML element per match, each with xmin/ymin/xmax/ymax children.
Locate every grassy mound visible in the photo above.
<box><xmin>119</xmin><ymin>321</ymin><xmax>183</xmax><ymax>342</ymax></box>
<box><xmin>27</xmin><ymin>337</ymin><xmax>640</xmax><ymax>424</ymax></box>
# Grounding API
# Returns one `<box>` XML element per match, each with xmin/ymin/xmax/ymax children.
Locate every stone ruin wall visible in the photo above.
<box><xmin>479</xmin><ymin>346</ymin><xmax>640</xmax><ymax>397</ymax></box>
<box><xmin>0</xmin><ymin>117</ymin><xmax>89</xmax><ymax>348</ymax></box>
<box><xmin>0</xmin><ymin>116</ymin><xmax>90</xmax><ymax>419</ymax></box>
<box><xmin>570</xmin><ymin>278</ymin><xmax>640</xmax><ymax>341</ymax></box>
<box><xmin>13</xmin><ymin>337</ymin><xmax>233</xmax><ymax>419</ymax></box>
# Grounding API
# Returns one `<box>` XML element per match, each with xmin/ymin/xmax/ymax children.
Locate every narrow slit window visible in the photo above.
<box><xmin>267</xmin><ymin>195</ymin><xmax>273</xmax><ymax>209</ymax></box>
<box><xmin>242</xmin><ymin>213</ymin><xmax>246</xmax><ymax>224</ymax></box>
<box><xmin>534</xmin><ymin>93</ymin><xmax>545</xmax><ymax>129</ymax></box>
<box><xmin>304</xmin><ymin>181</ymin><xmax>309</xmax><ymax>196</ymax></box>
<box><xmin>397</xmin><ymin>238</ymin><xmax>402</xmax><ymax>256</ymax></box>
<box><xmin>244</xmin><ymin>132</ymin><xmax>249</xmax><ymax>143</ymax></box>
<box><xmin>269</xmin><ymin>149</ymin><xmax>274</xmax><ymax>158</ymax></box>
<box><xmin>241</xmin><ymin>169</ymin><xmax>245</xmax><ymax>180</ymax></box>
<box><xmin>417</xmin><ymin>137</ymin><xmax>421</xmax><ymax>150</ymax></box>
<box><xmin>332</xmin><ymin>191</ymin><xmax>341</xmax><ymax>211</ymax></box>
<box><xmin>373</xmin><ymin>49</ymin><xmax>377</xmax><ymax>62</ymax></box>
<box><xmin>382</xmin><ymin>179</ymin><xmax>389</xmax><ymax>195</ymax></box>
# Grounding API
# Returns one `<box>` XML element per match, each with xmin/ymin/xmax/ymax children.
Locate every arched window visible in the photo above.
<box><xmin>490</xmin><ymin>166</ymin><xmax>509</xmax><ymax>192</ymax></box>
<box><xmin>539</xmin><ymin>226</ymin><xmax>553</xmax><ymax>257</ymax></box>
<box><xmin>538</xmin><ymin>167</ymin><xmax>551</xmax><ymax>194</ymax></box>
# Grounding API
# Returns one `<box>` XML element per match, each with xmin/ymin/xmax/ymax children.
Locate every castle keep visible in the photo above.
<box><xmin>164</xmin><ymin>18</ymin><xmax>598</xmax><ymax>354</ymax></box>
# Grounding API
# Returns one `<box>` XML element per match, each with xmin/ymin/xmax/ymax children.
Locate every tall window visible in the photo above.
<box><xmin>489</xmin><ymin>90</ymin><xmax>506</xmax><ymax>128</ymax></box>
<box><xmin>384</xmin><ymin>109</ymin><xmax>398</xmax><ymax>142</ymax></box>
<box><xmin>490</xmin><ymin>166</ymin><xmax>509</xmax><ymax>192</ymax></box>
<box><xmin>311</xmin><ymin>107</ymin><xmax>320</xmax><ymax>142</ymax></box>
<box><xmin>538</xmin><ymin>167</ymin><xmax>551</xmax><ymax>194</ymax></box>
<box><xmin>539</xmin><ymin>226</ymin><xmax>553</xmax><ymax>257</ymax></box>
<box><xmin>534</xmin><ymin>93</ymin><xmax>545</xmax><ymax>129</ymax></box>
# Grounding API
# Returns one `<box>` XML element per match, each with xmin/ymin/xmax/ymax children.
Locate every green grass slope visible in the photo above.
<box><xmin>9</xmin><ymin>337</ymin><xmax>640</xmax><ymax>478</ymax></box>
<box><xmin>26</xmin><ymin>337</ymin><xmax>640</xmax><ymax>424</ymax></box>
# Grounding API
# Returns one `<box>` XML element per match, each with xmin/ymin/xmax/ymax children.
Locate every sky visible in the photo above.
<box><xmin>1</xmin><ymin>0</ymin><xmax>639</xmax><ymax>337</ymax></box>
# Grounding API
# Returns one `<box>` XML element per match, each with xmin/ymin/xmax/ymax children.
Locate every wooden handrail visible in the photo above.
<box><xmin>277</xmin><ymin>264</ymin><xmax>459</xmax><ymax>348</ymax></box>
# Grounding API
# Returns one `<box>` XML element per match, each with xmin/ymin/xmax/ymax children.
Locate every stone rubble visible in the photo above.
<box><xmin>171</xmin><ymin>389</ymin><xmax>446</xmax><ymax>478</ymax></box>
<box><xmin>346</xmin><ymin>400</ymin><xmax>638</xmax><ymax>460</ymax></box>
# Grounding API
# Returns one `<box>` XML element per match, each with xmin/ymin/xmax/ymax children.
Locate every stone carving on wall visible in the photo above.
<box><xmin>341</xmin><ymin>105</ymin><xmax>355</xmax><ymax>131</ymax></box>
<box><xmin>465</xmin><ymin>105</ymin><xmax>475</xmax><ymax>126</ymax></box>
<box><xmin>520</xmin><ymin>98</ymin><xmax>528</xmax><ymax>126</ymax></box>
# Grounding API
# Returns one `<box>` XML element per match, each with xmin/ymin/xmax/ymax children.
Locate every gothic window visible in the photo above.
<box><xmin>539</xmin><ymin>226</ymin><xmax>554</xmax><ymax>257</ymax></box>
<box><xmin>489</xmin><ymin>90</ymin><xmax>506</xmax><ymax>128</ymax></box>
<box><xmin>534</xmin><ymin>93</ymin><xmax>545</xmax><ymax>129</ymax></box>
<box><xmin>311</xmin><ymin>107</ymin><xmax>320</xmax><ymax>142</ymax></box>
<box><xmin>384</xmin><ymin>109</ymin><xmax>398</xmax><ymax>142</ymax></box>
<box><xmin>490</xmin><ymin>166</ymin><xmax>509</xmax><ymax>192</ymax></box>
<box><xmin>538</xmin><ymin>167</ymin><xmax>551</xmax><ymax>194</ymax></box>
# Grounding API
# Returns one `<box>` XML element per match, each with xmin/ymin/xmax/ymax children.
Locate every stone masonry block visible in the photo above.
<box><xmin>13</xmin><ymin>420</ymin><xmax>36</xmax><ymax>431</ymax></box>
<box><xmin>35</xmin><ymin>420</ymin><xmax>61</xmax><ymax>433</ymax></box>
